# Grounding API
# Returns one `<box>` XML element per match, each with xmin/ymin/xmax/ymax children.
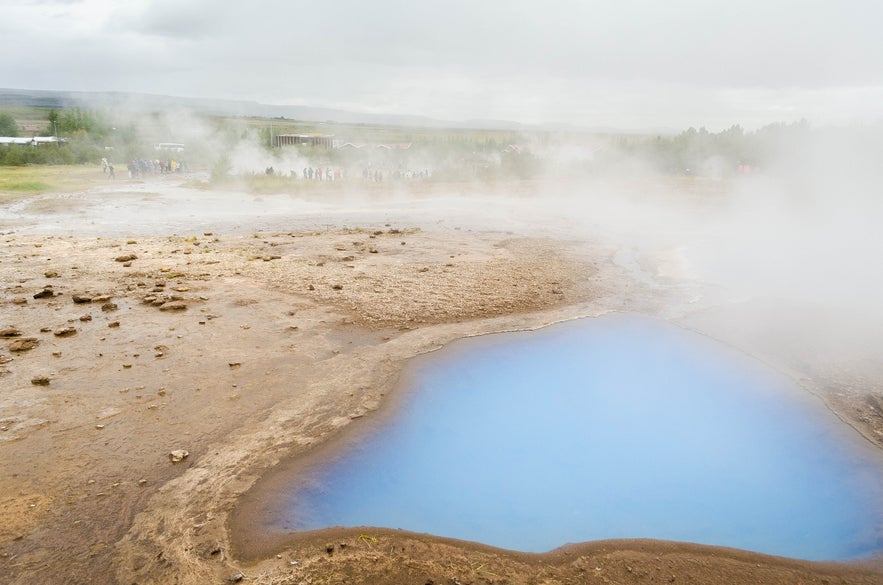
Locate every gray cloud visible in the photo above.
<box><xmin>2</xmin><ymin>0</ymin><xmax>882</xmax><ymax>129</ymax></box>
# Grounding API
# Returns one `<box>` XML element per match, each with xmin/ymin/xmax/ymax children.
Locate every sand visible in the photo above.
<box><xmin>1</xmin><ymin>177</ymin><xmax>881</xmax><ymax>585</ymax></box>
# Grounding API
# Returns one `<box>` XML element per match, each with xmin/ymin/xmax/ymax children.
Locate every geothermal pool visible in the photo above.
<box><xmin>278</xmin><ymin>314</ymin><xmax>883</xmax><ymax>560</ymax></box>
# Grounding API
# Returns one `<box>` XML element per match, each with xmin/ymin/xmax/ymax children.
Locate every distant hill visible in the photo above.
<box><xmin>0</xmin><ymin>88</ymin><xmax>679</xmax><ymax>135</ymax></box>
<box><xmin>0</xmin><ymin>88</ymin><xmax>531</xmax><ymax>131</ymax></box>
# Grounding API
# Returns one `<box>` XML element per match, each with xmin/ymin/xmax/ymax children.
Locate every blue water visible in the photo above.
<box><xmin>280</xmin><ymin>314</ymin><xmax>883</xmax><ymax>560</ymax></box>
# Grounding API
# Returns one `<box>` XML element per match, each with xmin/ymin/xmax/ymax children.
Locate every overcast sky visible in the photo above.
<box><xmin>2</xmin><ymin>0</ymin><xmax>882</xmax><ymax>130</ymax></box>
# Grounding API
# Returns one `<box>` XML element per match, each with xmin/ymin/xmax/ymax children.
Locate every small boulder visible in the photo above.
<box><xmin>9</xmin><ymin>338</ymin><xmax>39</xmax><ymax>352</ymax></box>
<box><xmin>169</xmin><ymin>450</ymin><xmax>189</xmax><ymax>463</ymax></box>
<box><xmin>72</xmin><ymin>294</ymin><xmax>93</xmax><ymax>304</ymax></box>
<box><xmin>158</xmin><ymin>301</ymin><xmax>187</xmax><ymax>311</ymax></box>
<box><xmin>33</xmin><ymin>288</ymin><xmax>54</xmax><ymax>299</ymax></box>
<box><xmin>115</xmin><ymin>254</ymin><xmax>137</xmax><ymax>263</ymax></box>
<box><xmin>31</xmin><ymin>375</ymin><xmax>50</xmax><ymax>386</ymax></box>
<box><xmin>101</xmin><ymin>302</ymin><xmax>118</xmax><ymax>312</ymax></box>
<box><xmin>54</xmin><ymin>326</ymin><xmax>77</xmax><ymax>337</ymax></box>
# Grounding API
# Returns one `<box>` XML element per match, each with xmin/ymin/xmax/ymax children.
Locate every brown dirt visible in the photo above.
<box><xmin>0</xmin><ymin>218</ymin><xmax>881</xmax><ymax>584</ymax></box>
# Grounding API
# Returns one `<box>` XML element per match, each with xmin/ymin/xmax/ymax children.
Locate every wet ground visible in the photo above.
<box><xmin>1</xmin><ymin>172</ymin><xmax>882</xmax><ymax>585</ymax></box>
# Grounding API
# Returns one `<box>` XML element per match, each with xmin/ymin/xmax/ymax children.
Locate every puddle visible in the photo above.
<box><xmin>271</xmin><ymin>314</ymin><xmax>883</xmax><ymax>560</ymax></box>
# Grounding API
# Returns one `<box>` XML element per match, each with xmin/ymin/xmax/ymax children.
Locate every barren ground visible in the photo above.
<box><xmin>1</xmin><ymin>175</ymin><xmax>881</xmax><ymax>585</ymax></box>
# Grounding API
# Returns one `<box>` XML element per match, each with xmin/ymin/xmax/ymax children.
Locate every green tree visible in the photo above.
<box><xmin>0</xmin><ymin>112</ymin><xmax>19</xmax><ymax>137</ymax></box>
<box><xmin>47</xmin><ymin>109</ymin><xmax>59</xmax><ymax>136</ymax></box>
<box><xmin>2</xmin><ymin>145</ymin><xmax>26</xmax><ymax>165</ymax></box>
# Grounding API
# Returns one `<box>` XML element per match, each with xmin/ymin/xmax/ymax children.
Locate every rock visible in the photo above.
<box><xmin>44</xmin><ymin>270</ymin><xmax>59</xmax><ymax>278</ymax></box>
<box><xmin>79</xmin><ymin>314</ymin><xmax>92</xmax><ymax>322</ymax></box>
<box><xmin>325</xmin><ymin>543</ymin><xmax>335</xmax><ymax>554</ymax></box>
<box><xmin>10</xmin><ymin>338</ymin><xmax>39</xmax><ymax>352</ymax></box>
<box><xmin>115</xmin><ymin>254</ymin><xmax>137</xmax><ymax>262</ymax></box>
<box><xmin>54</xmin><ymin>326</ymin><xmax>77</xmax><ymax>337</ymax></box>
<box><xmin>108</xmin><ymin>321</ymin><xmax>120</xmax><ymax>328</ymax></box>
<box><xmin>228</xmin><ymin>362</ymin><xmax>241</xmax><ymax>368</ymax></box>
<box><xmin>92</xmin><ymin>295</ymin><xmax>112</xmax><ymax>303</ymax></box>
<box><xmin>33</xmin><ymin>288</ymin><xmax>54</xmax><ymax>299</ymax></box>
<box><xmin>12</xmin><ymin>297</ymin><xmax>27</xmax><ymax>305</ymax></box>
<box><xmin>331</xmin><ymin>284</ymin><xmax>343</xmax><ymax>290</ymax></box>
<box><xmin>123</xmin><ymin>262</ymin><xmax>132</xmax><ymax>267</ymax></box>
<box><xmin>31</xmin><ymin>375</ymin><xmax>50</xmax><ymax>386</ymax></box>
<box><xmin>169</xmin><ymin>450</ymin><xmax>189</xmax><ymax>463</ymax></box>
<box><xmin>72</xmin><ymin>294</ymin><xmax>92</xmax><ymax>304</ymax></box>
<box><xmin>229</xmin><ymin>573</ymin><xmax>244</xmax><ymax>583</ymax></box>
<box><xmin>40</xmin><ymin>326</ymin><xmax>52</xmax><ymax>332</ymax></box>
<box><xmin>101</xmin><ymin>302</ymin><xmax>118</xmax><ymax>312</ymax></box>
<box><xmin>0</xmin><ymin>355</ymin><xmax>12</xmax><ymax>364</ymax></box>
<box><xmin>158</xmin><ymin>301</ymin><xmax>187</xmax><ymax>311</ymax></box>
<box><xmin>0</xmin><ymin>328</ymin><xmax>22</xmax><ymax>338</ymax></box>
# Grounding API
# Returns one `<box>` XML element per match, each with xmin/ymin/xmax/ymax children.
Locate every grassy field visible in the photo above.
<box><xmin>0</xmin><ymin>165</ymin><xmax>104</xmax><ymax>203</ymax></box>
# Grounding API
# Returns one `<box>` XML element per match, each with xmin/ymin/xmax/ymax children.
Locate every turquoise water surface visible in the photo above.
<box><xmin>279</xmin><ymin>314</ymin><xmax>883</xmax><ymax>560</ymax></box>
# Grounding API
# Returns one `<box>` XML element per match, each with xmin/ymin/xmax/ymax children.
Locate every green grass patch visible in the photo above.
<box><xmin>0</xmin><ymin>164</ymin><xmax>106</xmax><ymax>204</ymax></box>
<box><xmin>5</xmin><ymin>180</ymin><xmax>51</xmax><ymax>191</ymax></box>
<box><xmin>0</xmin><ymin>165</ymin><xmax>101</xmax><ymax>192</ymax></box>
